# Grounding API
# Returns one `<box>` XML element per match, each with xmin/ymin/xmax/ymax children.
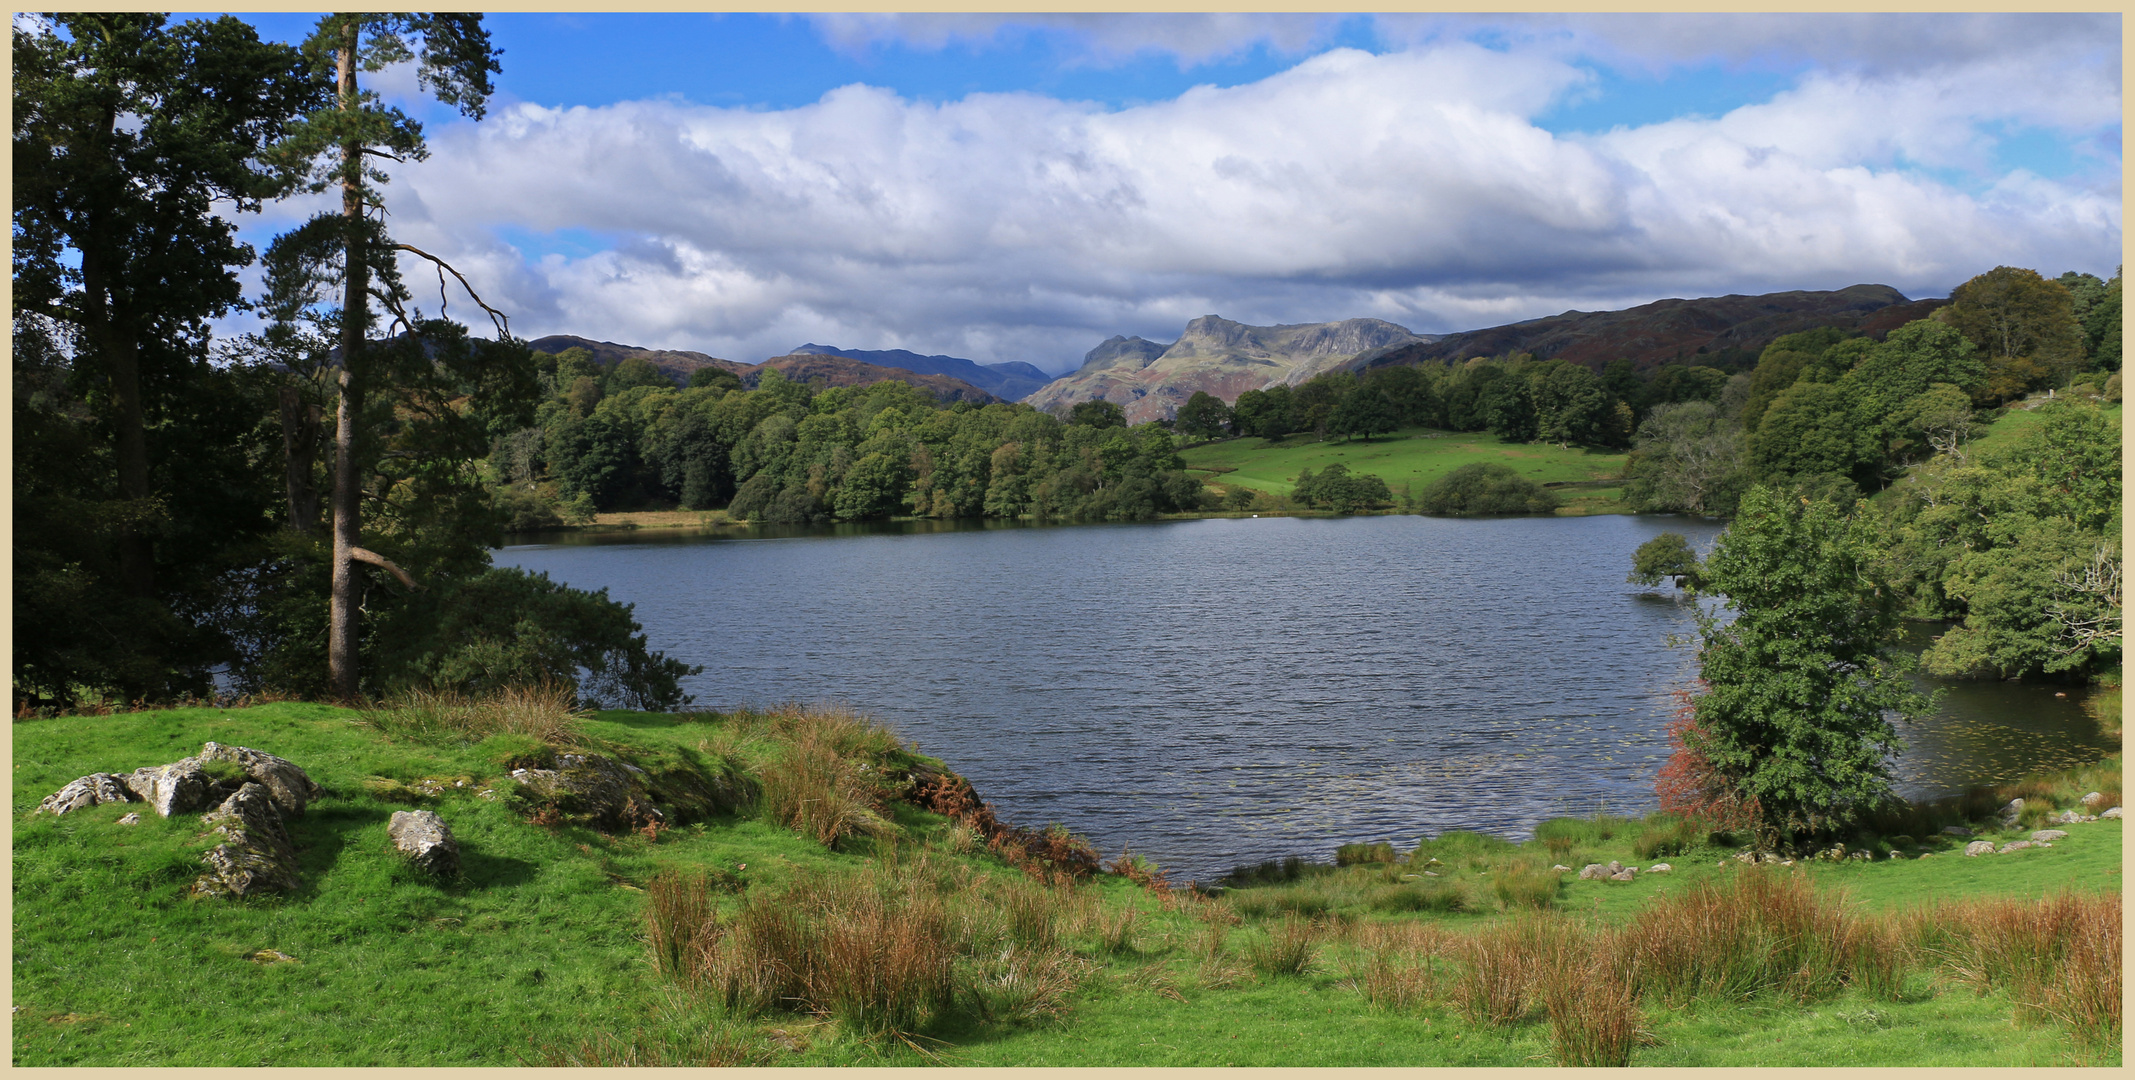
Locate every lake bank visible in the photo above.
<box><xmin>496</xmin><ymin>513</ymin><xmax>2110</xmax><ymax>884</ymax></box>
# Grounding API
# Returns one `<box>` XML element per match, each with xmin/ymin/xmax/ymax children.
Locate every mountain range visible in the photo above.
<box><xmin>1023</xmin><ymin>316</ymin><xmax>1428</xmax><ymax>425</ymax></box>
<box><xmin>531</xmin><ymin>282</ymin><xmax>1948</xmax><ymax>420</ymax></box>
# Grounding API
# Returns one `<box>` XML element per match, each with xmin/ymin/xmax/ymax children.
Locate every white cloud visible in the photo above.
<box><xmin>331</xmin><ymin>30</ymin><xmax>2117</xmax><ymax>374</ymax></box>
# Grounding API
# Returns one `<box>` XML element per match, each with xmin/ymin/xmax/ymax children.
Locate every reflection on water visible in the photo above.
<box><xmin>495</xmin><ymin>514</ymin><xmax>2110</xmax><ymax>882</ymax></box>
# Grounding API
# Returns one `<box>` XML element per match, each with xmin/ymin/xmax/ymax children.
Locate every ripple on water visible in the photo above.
<box><xmin>497</xmin><ymin>514</ymin><xmax>2111</xmax><ymax>882</ymax></box>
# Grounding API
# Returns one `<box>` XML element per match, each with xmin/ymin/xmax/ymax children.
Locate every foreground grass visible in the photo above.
<box><xmin>1179</xmin><ymin>427</ymin><xmax>1629</xmax><ymax>512</ymax></box>
<box><xmin>13</xmin><ymin>701</ymin><xmax>2120</xmax><ymax>1066</ymax></box>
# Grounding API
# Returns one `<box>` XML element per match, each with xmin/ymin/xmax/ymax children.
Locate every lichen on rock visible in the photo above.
<box><xmin>193</xmin><ymin>782</ymin><xmax>300</xmax><ymax>899</ymax></box>
<box><xmin>388</xmin><ymin>810</ymin><xmax>461</xmax><ymax>878</ymax></box>
<box><xmin>124</xmin><ymin>759</ymin><xmax>213</xmax><ymax>817</ymax></box>
<box><xmin>37</xmin><ymin>773</ymin><xmax>137</xmax><ymax>815</ymax></box>
<box><xmin>198</xmin><ymin>742</ymin><xmax>323</xmax><ymax>815</ymax></box>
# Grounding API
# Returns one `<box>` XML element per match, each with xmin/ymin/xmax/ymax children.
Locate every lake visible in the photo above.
<box><xmin>495</xmin><ymin>514</ymin><xmax>2112</xmax><ymax>883</ymax></box>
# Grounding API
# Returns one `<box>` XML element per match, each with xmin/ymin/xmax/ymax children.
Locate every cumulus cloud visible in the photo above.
<box><xmin>293</xmin><ymin>23</ymin><xmax>2120</xmax><ymax>374</ymax></box>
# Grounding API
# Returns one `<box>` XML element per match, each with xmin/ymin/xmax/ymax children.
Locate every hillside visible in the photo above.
<box><xmin>1356</xmin><ymin>285</ymin><xmax>1945</xmax><ymax>375</ymax></box>
<box><xmin>1181</xmin><ymin>428</ymin><xmax>1630</xmax><ymax>515</ymax></box>
<box><xmin>525</xmin><ymin>336</ymin><xmax>999</xmax><ymax>404</ymax></box>
<box><xmin>753</xmin><ymin>354</ymin><xmax>1000</xmax><ymax>404</ymax></box>
<box><xmin>1026</xmin><ymin>316</ymin><xmax>1425</xmax><ymax>424</ymax></box>
<box><xmin>524</xmin><ymin>335</ymin><xmax>753</xmax><ymax>384</ymax></box>
<box><xmin>789</xmin><ymin>344</ymin><xmax>1052</xmax><ymax>401</ymax></box>
<box><xmin>13</xmin><ymin>698</ymin><xmax>2120</xmax><ymax>1067</ymax></box>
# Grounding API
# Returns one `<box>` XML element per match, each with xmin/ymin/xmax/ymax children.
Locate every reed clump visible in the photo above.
<box><xmin>1930</xmin><ymin>890</ymin><xmax>2121</xmax><ymax>1048</ymax></box>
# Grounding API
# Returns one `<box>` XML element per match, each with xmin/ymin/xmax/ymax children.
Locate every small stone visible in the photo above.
<box><xmin>2081</xmin><ymin>791</ymin><xmax>2103</xmax><ymax>807</ymax></box>
<box><xmin>1423</xmin><ymin>870</ymin><xmax>1440</xmax><ymax>877</ymax></box>
<box><xmin>117</xmin><ymin>812</ymin><xmax>141</xmax><ymax>825</ymax></box>
<box><xmin>1780</xmin><ymin>860</ymin><xmax>1794</xmax><ymax>866</ymax></box>
<box><xmin>1607</xmin><ymin>860</ymin><xmax>1623</xmax><ymax>872</ymax></box>
<box><xmin>1997</xmin><ymin>840</ymin><xmax>2037</xmax><ymax>854</ymax></box>
<box><xmin>1964</xmin><ymin>840</ymin><xmax>1996</xmax><ymax>857</ymax></box>
<box><xmin>1608</xmin><ymin>869</ymin><xmax>1636</xmax><ymax>882</ymax></box>
<box><xmin>249</xmin><ymin>949</ymin><xmax>300</xmax><ymax>965</ymax></box>
<box><xmin>1939</xmin><ymin>825</ymin><xmax>1973</xmax><ymax>838</ymax></box>
<box><xmin>1761</xmin><ymin>853</ymin><xmax>1781</xmax><ymax>864</ymax></box>
<box><xmin>1887</xmin><ymin>850</ymin><xmax>1906</xmax><ymax>859</ymax></box>
<box><xmin>2102</xmin><ymin>807</ymin><xmax>2123</xmax><ymax>820</ymax></box>
<box><xmin>2030</xmin><ymin>829</ymin><xmax>2069</xmax><ymax>842</ymax></box>
<box><xmin>37</xmin><ymin>773</ymin><xmax>136</xmax><ymax>815</ymax></box>
<box><xmin>1550</xmin><ymin>864</ymin><xmax>1572</xmax><ymax>872</ymax></box>
<box><xmin>1649</xmin><ymin>863</ymin><xmax>1672</xmax><ymax>873</ymax></box>
<box><xmin>1578</xmin><ymin>863</ymin><xmax>1611</xmax><ymax>881</ymax></box>
<box><xmin>388</xmin><ymin>810</ymin><xmax>461</xmax><ymax>878</ymax></box>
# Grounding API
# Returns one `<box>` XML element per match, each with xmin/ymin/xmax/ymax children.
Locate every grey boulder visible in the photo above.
<box><xmin>1963</xmin><ymin>840</ymin><xmax>1996</xmax><ymax>857</ymax></box>
<box><xmin>1578</xmin><ymin>863</ymin><xmax>1611</xmax><ymax>881</ymax></box>
<box><xmin>2103</xmin><ymin>807</ymin><xmax>2124</xmax><ymax>820</ymax></box>
<box><xmin>2030</xmin><ymin>829</ymin><xmax>2070</xmax><ymax>842</ymax></box>
<box><xmin>193</xmin><ymin>782</ymin><xmax>300</xmax><ymax>899</ymax></box>
<box><xmin>125</xmin><ymin>759</ymin><xmax>212</xmax><ymax>817</ymax></box>
<box><xmin>388</xmin><ymin>810</ymin><xmax>460</xmax><ymax>877</ymax></box>
<box><xmin>37</xmin><ymin>773</ymin><xmax>137</xmax><ymax>815</ymax></box>
<box><xmin>199</xmin><ymin>742</ymin><xmax>323</xmax><ymax>816</ymax></box>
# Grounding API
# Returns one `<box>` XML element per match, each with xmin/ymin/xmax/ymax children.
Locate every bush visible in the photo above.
<box><xmin>1292</xmin><ymin>463</ymin><xmax>1394</xmax><ymax>513</ymax></box>
<box><xmin>1415</xmin><ymin>462</ymin><xmax>1559</xmax><ymax>515</ymax></box>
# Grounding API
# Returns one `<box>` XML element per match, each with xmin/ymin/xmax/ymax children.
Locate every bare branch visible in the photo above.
<box><xmin>349</xmin><ymin>547</ymin><xmax>420</xmax><ymax>590</ymax></box>
<box><xmin>392</xmin><ymin>242</ymin><xmax>511</xmax><ymax>339</ymax></box>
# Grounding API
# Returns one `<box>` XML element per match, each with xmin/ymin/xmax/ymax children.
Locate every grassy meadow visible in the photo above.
<box><xmin>1179</xmin><ymin>427</ymin><xmax>1631</xmax><ymax>514</ymax></box>
<box><xmin>12</xmin><ymin>697</ymin><xmax>2121</xmax><ymax>1067</ymax></box>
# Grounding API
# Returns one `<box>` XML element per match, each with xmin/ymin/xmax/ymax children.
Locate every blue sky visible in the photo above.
<box><xmin>205</xmin><ymin>13</ymin><xmax>2121</xmax><ymax>372</ymax></box>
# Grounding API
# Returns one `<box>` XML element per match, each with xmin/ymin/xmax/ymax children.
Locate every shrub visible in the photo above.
<box><xmin>1292</xmin><ymin>463</ymin><xmax>1394</xmax><ymax>513</ymax></box>
<box><xmin>1416</xmin><ymin>462</ymin><xmax>1559</xmax><ymax>516</ymax></box>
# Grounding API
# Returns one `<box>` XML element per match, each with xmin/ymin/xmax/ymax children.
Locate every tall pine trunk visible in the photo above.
<box><xmin>327</xmin><ymin>24</ymin><xmax>367</xmax><ymax>700</ymax></box>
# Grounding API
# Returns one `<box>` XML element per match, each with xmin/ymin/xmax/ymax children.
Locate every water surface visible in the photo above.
<box><xmin>496</xmin><ymin>515</ymin><xmax>2109</xmax><ymax>882</ymax></box>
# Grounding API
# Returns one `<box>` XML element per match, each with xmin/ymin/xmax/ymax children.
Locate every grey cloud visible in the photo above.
<box><xmin>347</xmin><ymin>38</ymin><xmax>2116</xmax><ymax>375</ymax></box>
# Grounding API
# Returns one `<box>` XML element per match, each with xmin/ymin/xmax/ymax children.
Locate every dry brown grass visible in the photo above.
<box><xmin>1931</xmin><ymin>890</ymin><xmax>2121</xmax><ymax>1048</ymax></box>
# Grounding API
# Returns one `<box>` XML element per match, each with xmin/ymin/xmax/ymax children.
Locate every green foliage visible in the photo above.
<box><xmin>370</xmin><ymin>568</ymin><xmax>698</xmax><ymax>710</ymax></box>
<box><xmin>1941</xmin><ymin>266</ymin><xmax>2088</xmax><ymax>402</ymax></box>
<box><xmin>1068</xmin><ymin>398</ymin><xmax>1128</xmax><ymax>429</ymax></box>
<box><xmin>1416</xmin><ymin>462</ymin><xmax>1559</xmax><ymax>516</ymax></box>
<box><xmin>1622</xmin><ymin>401</ymin><xmax>1745</xmax><ymax>516</ymax></box>
<box><xmin>1691</xmin><ymin>487</ymin><xmax>1931</xmax><ymax>843</ymax></box>
<box><xmin>1627</xmin><ymin>533</ymin><xmax>1704</xmax><ymax>590</ymax></box>
<box><xmin>1883</xmin><ymin>400</ymin><xmax>2122</xmax><ymax>678</ymax></box>
<box><xmin>1292</xmin><ymin>463</ymin><xmax>1393</xmax><ymax>513</ymax></box>
<box><xmin>1175</xmin><ymin>390</ymin><xmax>1234</xmax><ymax>442</ymax></box>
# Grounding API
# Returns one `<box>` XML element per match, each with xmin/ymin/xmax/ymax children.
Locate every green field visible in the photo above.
<box><xmin>12</xmin><ymin>700</ymin><xmax>2121</xmax><ymax>1067</ymax></box>
<box><xmin>1180</xmin><ymin>428</ymin><xmax>1630</xmax><ymax>513</ymax></box>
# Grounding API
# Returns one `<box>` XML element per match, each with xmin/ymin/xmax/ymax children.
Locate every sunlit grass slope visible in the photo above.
<box><xmin>1179</xmin><ymin>427</ymin><xmax>1629</xmax><ymax>512</ymax></box>
<box><xmin>12</xmin><ymin>700</ymin><xmax>2120</xmax><ymax>1067</ymax></box>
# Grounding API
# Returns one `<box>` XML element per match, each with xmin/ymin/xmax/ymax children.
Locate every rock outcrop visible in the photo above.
<box><xmin>388</xmin><ymin>810</ymin><xmax>461</xmax><ymax>878</ymax></box>
<box><xmin>1024</xmin><ymin>315</ymin><xmax>1424</xmax><ymax>424</ymax></box>
<box><xmin>125</xmin><ymin>760</ymin><xmax>212</xmax><ymax>817</ymax></box>
<box><xmin>193</xmin><ymin>783</ymin><xmax>301</xmax><ymax>899</ymax></box>
<box><xmin>37</xmin><ymin>773</ymin><xmax>136</xmax><ymax>815</ymax></box>
<box><xmin>198</xmin><ymin>742</ymin><xmax>322</xmax><ymax>815</ymax></box>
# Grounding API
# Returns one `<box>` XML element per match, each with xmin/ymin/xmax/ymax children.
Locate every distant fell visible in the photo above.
<box><xmin>754</xmin><ymin>354</ymin><xmax>1000</xmax><ymax>404</ymax></box>
<box><xmin>1026</xmin><ymin>316</ymin><xmax>1424</xmax><ymax>424</ymax></box>
<box><xmin>525</xmin><ymin>335</ymin><xmax>752</xmax><ymax>384</ymax></box>
<box><xmin>1354</xmin><ymin>285</ymin><xmax>1946</xmax><ymax>375</ymax></box>
<box><xmin>527</xmin><ymin>335</ymin><xmax>997</xmax><ymax>404</ymax></box>
<box><xmin>790</xmin><ymin>344</ymin><xmax>1051</xmax><ymax>401</ymax></box>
